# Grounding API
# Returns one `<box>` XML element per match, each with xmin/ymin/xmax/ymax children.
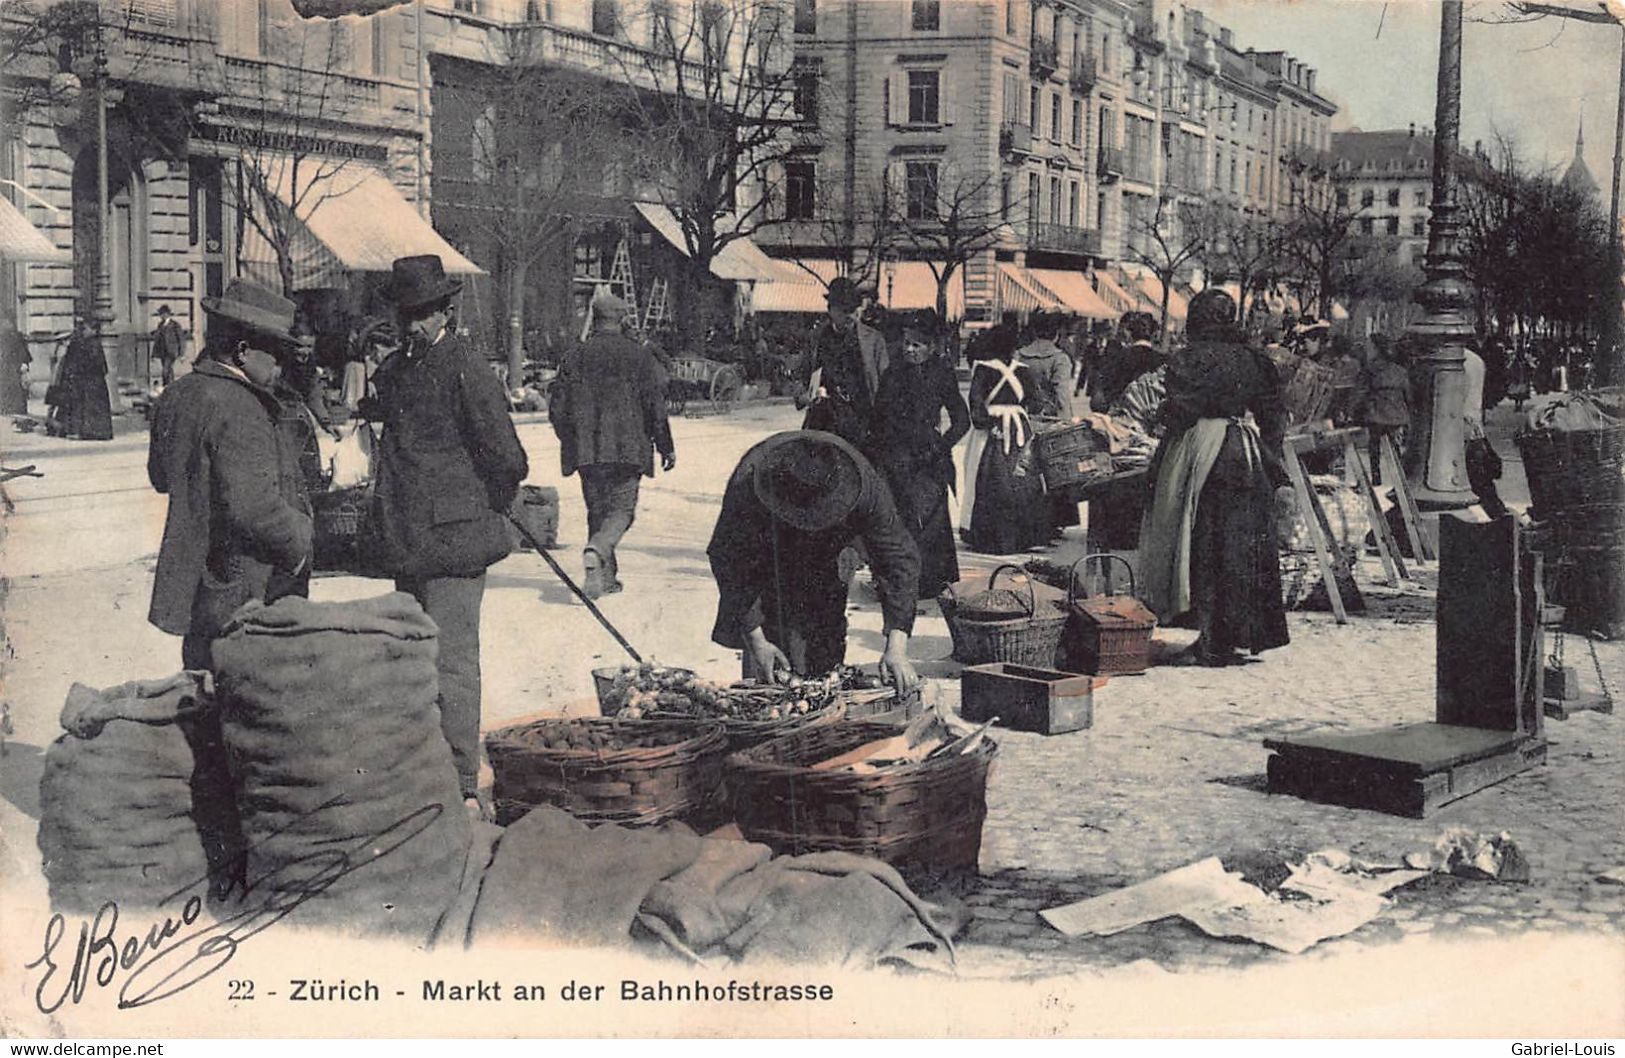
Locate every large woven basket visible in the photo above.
<box><xmin>1035</xmin><ymin>421</ymin><xmax>1112</xmax><ymax>491</ymax></box>
<box><xmin>1515</xmin><ymin>426</ymin><xmax>1625</xmax><ymax>516</ymax></box>
<box><xmin>485</xmin><ymin>717</ymin><xmax>727</xmax><ymax>827</ymax></box>
<box><xmin>726</xmin><ymin>720</ymin><xmax>998</xmax><ymax>870</ymax></box>
<box><xmin>940</xmin><ymin>565</ymin><xmax>1069</xmax><ymax>667</ymax></box>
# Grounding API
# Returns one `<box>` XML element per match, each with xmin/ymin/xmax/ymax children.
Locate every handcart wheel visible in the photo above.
<box><xmin>710</xmin><ymin>366</ymin><xmax>742</xmax><ymax>413</ymax></box>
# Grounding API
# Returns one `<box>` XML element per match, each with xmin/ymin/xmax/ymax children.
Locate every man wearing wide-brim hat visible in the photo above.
<box><xmin>361</xmin><ymin>254</ymin><xmax>529</xmax><ymax>816</ymax></box>
<box><xmin>706</xmin><ymin>430</ymin><xmax>921</xmax><ymax>692</ymax></box>
<box><xmin>147</xmin><ymin>280</ymin><xmax>314</xmax><ymax>669</ymax></box>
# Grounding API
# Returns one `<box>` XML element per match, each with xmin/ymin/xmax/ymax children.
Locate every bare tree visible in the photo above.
<box><xmin>224</xmin><ymin>18</ymin><xmax>380</xmax><ymax>298</ymax></box>
<box><xmin>610</xmin><ymin>0</ymin><xmax>797</xmax><ymax>345</ymax></box>
<box><xmin>438</xmin><ymin>28</ymin><xmax>622</xmax><ymax>381</ymax></box>
<box><xmin>1123</xmin><ymin>191</ymin><xmax>1208</xmax><ymax>337</ymax></box>
<box><xmin>1282</xmin><ymin>187</ymin><xmax>1365</xmax><ymax>321</ymax></box>
<box><xmin>876</xmin><ymin>166</ymin><xmax>1012</xmax><ymax>321</ymax></box>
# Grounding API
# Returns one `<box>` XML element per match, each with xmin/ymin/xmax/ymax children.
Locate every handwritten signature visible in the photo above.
<box><xmin>26</xmin><ymin>797</ymin><xmax>444</xmax><ymax>1013</ymax></box>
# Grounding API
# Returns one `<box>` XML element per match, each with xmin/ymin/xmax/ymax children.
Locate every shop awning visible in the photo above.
<box><xmin>634</xmin><ymin>202</ymin><xmax>780</xmax><ymax>283</ymax></box>
<box><xmin>0</xmin><ymin>196</ymin><xmax>69</xmax><ymax>263</ymax></box>
<box><xmin>239</xmin><ymin>161</ymin><xmax>481</xmax><ymax>289</ymax></box>
<box><xmin>753</xmin><ymin>259</ymin><xmax>835</xmax><ymax>314</ymax></box>
<box><xmin>878</xmin><ymin>262</ymin><xmax>965</xmax><ymax>319</ymax></box>
<box><xmin>1026</xmin><ymin>268</ymin><xmax>1117</xmax><ymax>320</ymax></box>
<box><xmin>1135</xmin><ymin>273</ymin><xmax>1189</xmax><ymax>321</ymax></box>
<box><xmin>998</xmin><ymin>263</ymin><xmax>1064</xmax><ymax>316</ymax></box>
<box><xmin>1094</xmin><ymin>271</ymin><xmax>1142</xmax><ymax>315</ymax></box>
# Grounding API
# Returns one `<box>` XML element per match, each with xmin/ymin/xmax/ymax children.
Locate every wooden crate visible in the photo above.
<box><xmin>960</xmin><ymin>663</ymin><xmax>1103</xmax><ymax>735</ymax></box>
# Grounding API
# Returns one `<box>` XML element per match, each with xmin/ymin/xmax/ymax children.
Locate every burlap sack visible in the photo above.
<box><xmin>212</xmin><ymin>593</ymin><xmax>471</xmax><ymax>942</ymax></box>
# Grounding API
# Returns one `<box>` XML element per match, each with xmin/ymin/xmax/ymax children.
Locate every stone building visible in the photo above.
<box><xmin>0</xmin><ymin>0</ymin><xmax>467</xmax><ymax>386</ymax></box>
<box><xmin>758</xmin><ymin>0</ymin><xmax>1334</xmax><ymax>324</ymax></box>
<box><xmin>1331</xmin><ymin>126</ymin><xmax>1448</xmax><ymax>266</ymax></box>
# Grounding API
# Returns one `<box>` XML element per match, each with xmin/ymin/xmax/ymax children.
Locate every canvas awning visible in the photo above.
<box><xmin>239</xmin><ymin>161</ymin><xmax>481</xmax><ymax>289</ymax></box>
<box><xmin>1135</xmin><ymin>273</ymin><xmax>1189</xmax><ymax>321</ymax></box>
<box><xmin>634</xmin><ymin>202</ymin><xmax>780</xmax><ymax>283</ymax></box>
<box><xmin>1094</xmin><ymin>271</ymin><xmax>1142</xmax><ymax>315</ymax></box>
<box><xmin>998</xmin><ymin>263</ymin><xmax>1065</xmax><ymax>315</ymax></box>
<box><xmin>878</xmin><ymin>262</ymin><xmax>965</xmax><ymax>319</ymax></box>
<box><xmin>753</xmin><ymin>260</ymin><xmax>834</xmax><ymax>314</ymax></box>
<box><xmin>1026</xmin><ymin>268</ymin><xmax>1117</xmax><ymax>320</ymax></box>
<box><xmin>0</xmin><ymin>196</ymin><xmax>69</xmax><ymax>263</ymax></box>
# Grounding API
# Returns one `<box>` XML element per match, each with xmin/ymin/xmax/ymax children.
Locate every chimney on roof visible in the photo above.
<box><xmin>1220</xmin><ymin>26</ymin><xmax>1232</xmax><ymax>47</ymax></box>
<box><xmin>1306</xmin><ymin>68</ymin><xmax>1316</xmax><ymax>93</ymax></box>
<box><xmin>1409</xmin><ymin>122</ymin><xmax>1416</xmax><ymax>137</ymax></box>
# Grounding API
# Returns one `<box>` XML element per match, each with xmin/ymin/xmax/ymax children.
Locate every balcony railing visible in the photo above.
<box><xmin>1069</xmin><ymin>53</ymin><xmax>1097</xmax><ymax>91</ymax></box>
<box><xmin>1130</xmin><ymin>13</ymin><xmax>1161</xmax><ymax>49</ymax></box>
<box><xmin>1029</xmin><ymin>222</ymin><xmax>1101</xmax><ymax>257</ymax></box>
<box><xmin>1096</xmin><ymin>145</ymin><xmax>1123</xmax><ymax>180</ymax></box>
<box><xmin>1029</xmin><ymin>36</ymin><xmax>1058</xmax><ymax>79</ymax></box>
<box><xmin>1000</xmin><ymin>121</ymin><xmax>1034</xmax><ymax>158</ymax></box>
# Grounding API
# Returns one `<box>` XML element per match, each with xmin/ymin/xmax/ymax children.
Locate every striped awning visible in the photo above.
<box><xmin>1026</xmin><ymin>268</ymin><xmax>1117</xmax><ymax>320</ymax></box>
<box><xmin>997</xmin><ymin>263</ymin><xmax>1064</xmax><ymax>315</ymax></box>
<box><xmin>0</xmin><ymin>195</ymin><xmax>68</xmax><ymax>263</ymax></box>
<box><xmin>1094</xmin><ymin>271</ymin><xmax>1142</xmax><ymax>315</ymax></box>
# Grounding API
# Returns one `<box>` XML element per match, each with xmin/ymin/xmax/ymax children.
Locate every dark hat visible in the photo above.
<box><xmin>201</xmin><ymin>280</ymin><xmax>296</xmax><ymax>342</ymax></box>
<box><xmin>155</xmin><ymin>304</ymin><xmax>172</xmax><ymax>317</ymax></box>
<box><xmin>751</xmin><ymin>430</ymin><xmax>865</xmax><ymax>533</ymax></box>
<box><xmin>1187</xmin><ymin>288</ymin><xmax>1237</xmax><ymax>339</ymax></box>
<box><xmin>384</xmin><ymin>255</ymin><xmax>463</xmax><ymax>309</ymax></box>
<box><xmin>826</xmin><ymin>276</ymin><xmax>863</xmax><ymax>310</ymax></box>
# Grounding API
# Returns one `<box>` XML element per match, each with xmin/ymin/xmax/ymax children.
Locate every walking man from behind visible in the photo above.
<box><xmin>550</xmin><ymin>292</ymin><xmax>675</xmax><ymax>598</ymax></box>
<box><xmin>364</xmin><ymin>255</ymin><xmax>529</xmax><ymax>817</ymax></box>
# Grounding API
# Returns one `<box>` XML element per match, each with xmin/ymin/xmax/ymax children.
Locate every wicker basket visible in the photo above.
<box><xmin>1515</xmin><ymin>425</ymin><xmax>1625</xmax><ymax>517</ymax></box>
<box><xmin>1035</xmin><ymin>421</ymin><xmax>1112</xmax><ymax>490</ymax></box>
<box><xmin>940</xmin><ymin>564</ymin><xmax>1069</xmax><ymax>667</ymax></box>
<box><xmin>1062</xmin><ymin>554</ymin><xmax>1157</xmax><ymax>676</ymax></box>
<box><xmin>726</xmin><ymin>720</ymin><xmax>998</xmax><ymax>869</ymax></box>
<box><xmin>484</xmin><ymin>717</ymin><xmax>727</xmax><ymax>827</ymax></box>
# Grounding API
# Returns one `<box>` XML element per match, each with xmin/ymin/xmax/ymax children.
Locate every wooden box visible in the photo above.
<box><xmin>960</xmin><ymin>663</ymin><xmax>1101</xmax><ymax>735</ymax></box>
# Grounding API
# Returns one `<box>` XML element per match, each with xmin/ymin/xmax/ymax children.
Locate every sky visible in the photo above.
<box><xmin>1202</xmin><ymin>0</ymin><xmax>1620</xmax><ymax>192</ymax></box>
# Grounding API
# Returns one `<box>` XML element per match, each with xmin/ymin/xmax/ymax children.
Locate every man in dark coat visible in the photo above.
<box><xmin>798</xmin><ymin>277</ymin><xmax>889</xmax><ymax>447</ymax></box>
<box><xmin>362</xmin><ymin>255</ymin><xmax>529</xmax><ymax>811</ymax></box>
<box><xmin>550</xmin><ymin>292</ymin><xmax>675</xmax><ymax>598</ymax></box>
<box><xmin>0</xmin><ymin>310</ymin><xmax>30</xmax><ymax>415</ymax></box>
<box><xmin>151</xmin><ymin>304</ymin><xmax>186</xmax><ymax>386</ymax></box>
<box><xmin>147</xmin><ymin>280</ymin><xmax>313</xmax><ymax>670</ymax></box>
<box><xmin>707</xmin><ymin>430</ymin><xmax>921</xmax><ymax>693</ymax></box>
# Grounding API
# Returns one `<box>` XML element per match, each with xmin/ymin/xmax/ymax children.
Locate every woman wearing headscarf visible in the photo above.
<box><xmin>1140</xmin><ymin>289</ymin><xmax>1290</xmax><ymax>666</ymax></box>
<box><xmin>865</xmin><ymin>317</ymin><xmax>970</xmax><ymax>598</ymax></box>
<box><xmin>966</xmin><ymin>322</ymin><xmax>1047</xmax><ymax>554</ymax></box>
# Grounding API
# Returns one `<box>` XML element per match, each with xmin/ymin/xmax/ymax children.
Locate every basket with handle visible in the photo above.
<box><xmin>940</xmin><ymin>564</ymin><xmax>1070</xmax><ymax>668</ymax></box>
<box><xmin>1062</xmin><ymin>553</ymin><xmax>1157</xmax><ymax>676</ymax></box>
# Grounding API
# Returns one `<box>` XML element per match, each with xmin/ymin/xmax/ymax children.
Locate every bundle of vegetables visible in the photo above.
<box><xmin>605</xmin><ymin>664</ymin><xmax>885</xmax><ymax>723</ymax></box>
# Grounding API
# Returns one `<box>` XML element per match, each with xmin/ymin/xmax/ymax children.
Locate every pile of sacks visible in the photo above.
<box><xmin>37</xmin><ymin>593</ymin><xmax>471</xmax><ymax>941</ymax></box>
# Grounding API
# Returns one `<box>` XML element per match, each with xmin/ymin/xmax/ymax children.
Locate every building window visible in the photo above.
<box><xmin>785</xmin><ymin>161</ymin><xmax>815</xmax><ymax>220</ymax></box>
<box><xmin>1359</xmin><ymin>217</ymin><xmax>1374</xmax><ymax>235</ymax></box>
<box><xmin>1001</xmin><ymin>174</ymin><xmax>1013</xmax><ymax>220</ymax></box>
<box><xmin>591</xmin><ymin>0</ymin><xmax>617</xmax><ymax>36</ymax></box>
<box><xmin>472</xmin><ymin>104</ymin><xmax>497</xmax><ymax>182</ymax></box>
<box><xmin>793</xmin><ymin>62</ymin><xmax>820</xmax><ymax>124</ymax></box>
<box><xmin>1028</xmin><ymin>172</ymin><xmax>1040</xmax><ymax>227</ymax></box>
<box><xmin>1029</xmin><ymin>85</ymin><xmax>1040</xmax><ymax>130</ymax></box>
<box><xmin>907</xmin><ymin>70</ymin><xmax>941</xmax><ymax>124</ymax></box>
<box><xmin>906</xmin><ymin>161</ymin><xmax>940</xmax><ymax>220</ymax></box>
<box><xmin>699</xmin><ymin>0</ymin><xmax>726</xmax><ymax>61</ymax></box>
<box><xmin>1411</xmin><ymin>216</ymin><xmax>1426</xmax><ymax>236</ymax></box>
<box><xmin>1071</xmin><ymin>98</ymin><xmax>1083</xmax><ymax>146</ymax></box>
<box><xmin>1360</xmin><ymin>188</ymin><xmax>1374</xmax><ymax>208</ymax></box>
<box><xmin>1244</xmin><ymin>159</ymin><xmax>1252</xmax><ymax>197</ymax></box>
<box><xmin>1049</xmin><ymin>176</ymin><xmax>1061</xmax><ymax>223</ymax></box>
<box><xmin>1335</xmin><ymin>188</ymin><xmax>1348</xmax><ymax>207</ymax></box>
<box><xmin>1006</xmin><ymin>0</ymin><xmax>1016</xmax><ymax>35</ymax></box>
<box><xmin>794</xmin><ymin>0</ymin><xmax>815</xmax><ymax>34</ymax></box>
<box><xmin>1101</xmin><ymin>30</ymin><xmax>1110</xmax><ymax>72</ymax></box>
<box><xmin>1050</xmin><ymin>92</ymin><xmax>1061</xmax><ymax>141</ymax></box>
<box><xmin>1386</xmin><ymin>188</ymin><xmax>1400</xmax><ymax>207</ymax></box>
<box><xmin>1003</xmin><ymin>73</ymin><xmax>1021</xmax><ymax>122</ymax></box>
<box><xmin>1067</xmin><ymin>179</ymin><xmax>1079</xmax><ymax>226</ymax></box>
<box><xmin>1229</xmin><ymin>154</ymin><xmax>1238</xmax><ymax>193</ymax></box>
<box><xmin>911</xmin><ymin>0</ymin><xmax>940</xmax><ymax>31</ymax></box>
<box><xmin>1386</xmin><ymin>216</ymin><xmax>1400</xmax><ymax>235</ymax></box>
<box><xmin>525</xmin><ymin>0</ymin><xmax>549</xmax><ymax>19</ymax></box>
<box><xmin>453</xmin><ymin>0</ymin><xmax>475</xmax><ymax>12</ymax></box>
<box><xmin>1414</xmin><ymin>188</ymin><xmax>1427</xmax><ymax>207</ymax></box>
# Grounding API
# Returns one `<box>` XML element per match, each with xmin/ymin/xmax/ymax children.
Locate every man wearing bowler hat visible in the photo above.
<box><xmin>364</xmin><ymin>254</ymin><xmax>529</xmax><ymax>816</ymax></box>
<box><xmin>147</xmin><ymin>280</ymin><xmax>314</xmax><ymax>670</ymax></box>
<box><xmin>706</xmin><ymin>430</ymin><xmax>921</xmax><ymax>693</ymax></box>
<box><xmin>798</xmin><ymin>276</ymin><xmax>889</xmax><ymax>448</ymax></box>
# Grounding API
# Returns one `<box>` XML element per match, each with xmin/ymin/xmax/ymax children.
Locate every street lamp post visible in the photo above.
<box><xmin>1404</xmin><ymin>0</ymin><xmax>1477</xmax><ymax>509</ymax></box>
<box><xmin>92</xmin><ymin>30</ymin><xmax>118</xmax><ymax>383</ymax></box>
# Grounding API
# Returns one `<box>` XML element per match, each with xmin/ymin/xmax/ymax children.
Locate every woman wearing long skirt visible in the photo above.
<box><xmin>1140</xmin><ymin>289</ymin><xmax>1289</xmax><ymax>666</ymax></box>
<box><xmin>48</xmin><ymin>322</ymin><xmax>113</xmax><ymax>440</ymax></box>
<box><xmin>967</xmin><ymin>324</ymin><xmax>1048</xmax><ymax>555</ymax></box>
<box><xmin>866</xmin><ymin>322</ymin><xmax>971</xmax><ymax>598</ymax></box>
